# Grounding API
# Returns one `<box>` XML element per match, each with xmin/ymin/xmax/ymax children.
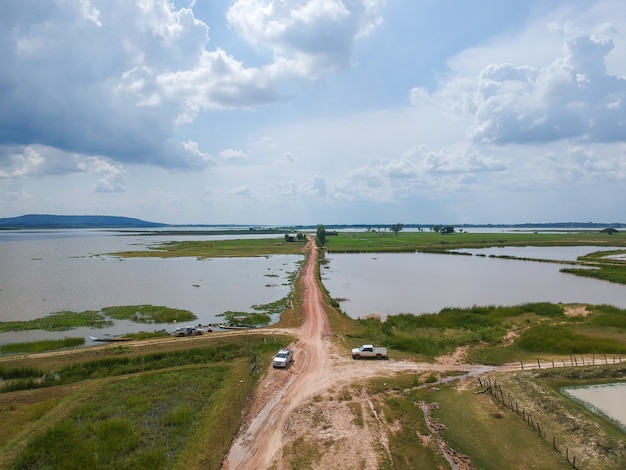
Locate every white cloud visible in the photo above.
<box><xmin>1</xmin><ymin>0</ymin><xmax>382</xmax><ymax>176</ymax></box>
<box><xmin>219</xmin><ymin>149</ymin><xmax>248</xmax><ymax>160</ymax></box>
<box><xmin>228</xmin><ymin>185</ymin><xmax>253</xmax><ymax>197</ymax></box>
<box><xmin>226</xmin><ymin>0</ymin><xmax>384</xmax><ymax>74</ymax></box>
<box><xmin>466</xmin><ymin>32</ymin><xmax>626</xmax><ymax>144</ymax></box>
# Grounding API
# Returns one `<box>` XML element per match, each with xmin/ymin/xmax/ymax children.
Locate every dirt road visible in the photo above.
<box><xmin>223</xmin><ymin>238</ymin><xmax>492</xmax><ymax>469</ymax></box>
<box><xmin>223</xmin><ymin>237</ymin><xmax>332</xmax><ymax>469</ymax></box>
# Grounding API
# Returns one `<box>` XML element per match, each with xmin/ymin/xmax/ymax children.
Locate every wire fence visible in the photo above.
<box><xmin>477</xmin><ymin>355</ymin><xmax>624</xmax><ymax>469</ymax></box>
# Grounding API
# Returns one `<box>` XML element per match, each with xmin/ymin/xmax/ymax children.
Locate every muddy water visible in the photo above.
<box><xmin>0</xmin><ymin>230</ymin><xmax>301</xmax><ymax>344</ymax></box>
<box><xmin>563</xmin><ymin>383</ymin><xmax>626</xmax><ymax>430</ymax></box>
<box><xmin>321</xmin><ymin>250</ymin><xmax>626</xmax><ymax>318</ymax></box>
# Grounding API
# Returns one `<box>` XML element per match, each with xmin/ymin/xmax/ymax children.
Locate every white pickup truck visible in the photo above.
<box><xmin>172</xmin><ymin>326</ymin><xmax>204</xmax><ymax>337</ymax></box>
<box><xmin>351</xmin><ymin>344</ymin><xmax>388</xmax><ymax>359</ymax></box>
<box><xmin>273</xmin><ymin>347</ymin><xmax>294</xmax><ymax>368</ymax></box>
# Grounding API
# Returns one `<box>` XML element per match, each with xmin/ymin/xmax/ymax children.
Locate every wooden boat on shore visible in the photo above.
<box><xmin>89</xmin><ymin>335</ymin><xmax>132</xmax><ymax>342</ymax></box>
<box><xmin>217</xmin><ymin>324</ymin><xmax>256</xmax><ymax>330</ymax></box>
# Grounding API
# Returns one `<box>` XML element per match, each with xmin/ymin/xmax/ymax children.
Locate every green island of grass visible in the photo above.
<box><xmin>0</xmin><ymin>306</ymin><xmax>197</xmax><ymax>334</ymax></box>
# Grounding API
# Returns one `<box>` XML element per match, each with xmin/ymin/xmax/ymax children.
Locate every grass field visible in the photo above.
<box><xmin>0</xmin><ymin>334</ymin><xmax>294</xmax><ymax>469</ymax></box>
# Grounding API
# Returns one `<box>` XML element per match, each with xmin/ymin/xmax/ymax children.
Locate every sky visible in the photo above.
<box><xmin>1</xmin><ymin>0</ymin><xmax>625</xmax><ymax>226</ymax></box>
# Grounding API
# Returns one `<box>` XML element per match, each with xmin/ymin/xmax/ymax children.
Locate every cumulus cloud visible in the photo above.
<box><xmin>219</xmin><ymin>149</ymin><xmax>247</xmax><ymax>160</ymax></box>
<box><xmin>226</xmin><ymin>0</ymin><xmax>384</xmax><ymax>75</ymax></box>
<box><xmin>329</xmin><ymin>143</ymin><xmax>512</xmax><ymax>202</ymax></box>
<box><xmin>0</xmin><ymin>145</ymin><xmax>92</xmax><ymax>177</ymax></box>
<box><xmin>467</xmin><ymin>32</ymin><xmax>626</xmax><ymax>144</ymax></box>
<box><xmin>0</xmin><ymin>0</ymin><xmax>381</xmax><ymax>176</ymax></box>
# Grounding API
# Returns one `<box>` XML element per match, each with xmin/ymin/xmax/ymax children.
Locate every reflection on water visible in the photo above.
<box><xmin>0</xmin><ymin>230</ymin><xmax>301</xmax><ymax>344</ymax></box>
<box><xmin>321</xmin><ymin>252</ymin><xmax>626</xmax><ymax>319</ymax></box>
<box><xmin>563</xmin><ymin>383</ymin><xmax>626</xmax><ymax>430</ymax></box>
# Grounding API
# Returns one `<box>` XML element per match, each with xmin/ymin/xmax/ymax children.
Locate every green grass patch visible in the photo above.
<box><xmin>0</xmin><ymin>305</ymin><xmax>197</xmax><ymax>336</ymax></box>
<box><xmin>0</xmin><ymin>337</ymin><xmax>84</xmax><ymax>354</ymax></box>
<box><xmin>345</xmin><ymin>302</ymin><xmax>626</xmax><ymax>363</ymax></box>
<box><xmin>0</xmin><ymin>310</ymin><xmax>112</xmax><ymax>332</ymax></box>
<box><xmin>517</xmin><ymin>325</ymin><xmax>626</xmax><ymax>355</ymax></box>
<box><xmin>323</xmin><ymin>231</ymin><xmax>626</xmax><ymax>254</ymax></box>
<box><xmin>561</xmin><ymin>265</ymin><xmax>626</xmax><ymax>285</ymax></box>
<box><xmin>283</xmin><ymin>436</ymin><xmax>323</xmax><ymax>469</ymax></box>
<box><xmin>111</xmin><ymin>237</ymin><xmax>307</xmax><ymax>258</ymax></box>
<box><xmin>1</xmin><ymin>336</ymin><xmax>279</xmax><ymax>393</ymax></box>
<box><xmin>102</xmin><ymin>305</ymin><xmax>197</xmax><ymax>323</ymax></box>
<box><xmin>9</xmin><ymin>367</ymin><xmax>227</xmax><ymax>469</ymax></box>
<box><xmin>0</xmin><ymin>333</ymin><xmax>289</xmax><ymax>469</ymax></box>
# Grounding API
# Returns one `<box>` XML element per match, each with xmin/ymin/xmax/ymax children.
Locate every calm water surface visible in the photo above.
<box><xmin>0</xmin><ymin>230</ymin><xmax>301</xmax><ymax>344</ymax></box>
<box><xmin>321</xmin><ymin>250</ymin><xmax>626</xmax><ymax>318</ymax></box>
<box><xmin>563</xmin><ymin>383</ymin><xmax>626</xmax><ymax>430</ymax></box>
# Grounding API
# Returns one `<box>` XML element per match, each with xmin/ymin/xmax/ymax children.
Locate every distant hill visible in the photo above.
<box><xmin>0</xmin><ymin>214</ymin><xmax>167</xmax><ymax>229</ymax></box>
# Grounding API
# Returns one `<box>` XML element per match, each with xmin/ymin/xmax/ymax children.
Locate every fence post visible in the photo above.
<box><xmin>537</xmin><ymin>358</ymin><xmax>541</xmax><ymax>369</ymax></box>
<box><xmin>553</xmin><ymin>434</ymin><xmax>556</xmax><ymax>449</ymax></box>
<box><xmin>520</xmin><ymin>361</ymin><xmax>524</xmax><ymax>370</ymax></box>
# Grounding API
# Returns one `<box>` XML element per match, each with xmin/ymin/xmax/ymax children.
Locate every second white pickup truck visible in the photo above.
<box><xmin>351</xmin><ymin>344</ymin><xmax>388</xmax><ymax>359</ymax></box>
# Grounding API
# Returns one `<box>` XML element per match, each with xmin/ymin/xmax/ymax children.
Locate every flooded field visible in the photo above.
<box><xmin>321</xmin><ymin>248</ymin><xmax>626</xmax><ymax>318</ymax></box>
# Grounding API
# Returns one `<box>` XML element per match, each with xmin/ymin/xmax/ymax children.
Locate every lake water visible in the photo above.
<box><xmin>562</xmin><ymin>383</ymin><xmax>626</xmax><ymax>430</ymax></box>
<box><xmin>0</xmin><ymin>230</ymin><xmax>302</xmax><ymax>344</ymax></box>
<box><xmin>321</xmin><ymin>249</ymin><xmax>626</xmax><ymax>319</ymax></box>
<box><xmin>2</xmin><ymin>231</ymin><xmax>626</xmax><ymax>345</ymax></box>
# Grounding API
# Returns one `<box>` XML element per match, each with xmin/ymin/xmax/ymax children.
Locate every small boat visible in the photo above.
<box><xmin>89</xmin><ymin>335</ymin><xmax>132</xmax><ymax>342</ymax></box>
<box><xmin>217</xmin><ymin>324</ymin><xmax>256</xmax><ymax>330</ymax></box>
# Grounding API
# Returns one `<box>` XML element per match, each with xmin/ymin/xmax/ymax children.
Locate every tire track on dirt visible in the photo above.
<box><xmin>223</xmin><ymin>237</ymin><xmax>330</xmax><ymax>469</ymax></box>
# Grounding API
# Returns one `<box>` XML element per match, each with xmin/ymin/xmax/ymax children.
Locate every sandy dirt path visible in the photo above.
<box><xmin>223</xmin><ymin>237</ymin><xmax>332</xmax><ymax>469</ymax></box>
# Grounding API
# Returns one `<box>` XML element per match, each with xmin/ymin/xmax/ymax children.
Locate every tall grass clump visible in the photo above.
<box><xmin>0</xmin><ymin>337</ymin><xmax>84</xmax><ymax>354</ymax></box>
<box><xmin>0</xmin><ymin>365</ymin><xmax>43</xmax><ymax>379</ymax></box>
<box><xmin>517</xmin><ymin>325</ymin><xmax>626</xmax><ymax>354</ymax></box>
<box><xmin>588</xmin><ymin>305</ymin><xmax>626</xmax><ymax>328</ymax></box>
<box><xmin>519</xmin><ymin>302</ymin><xmax>564</xmax><ymax>317</ymax></box>
<box><xmin>10</xmin><ymin>367</ymin><xmax>225</xmax><ymax>469</ymax></box>
<box><xmin>102</xmin><ymin>305</ymin><xmax>197</xmax><ymax>323</ymax></box>
<box><xmin>0</xmin><ymin>310</ymin><xmax>112</xmax><ymax>332</ymax></box>
<box><xmin>1</xmin><ymin>338</ymin><xmax>278</xmax><ymax>393</ymax></box>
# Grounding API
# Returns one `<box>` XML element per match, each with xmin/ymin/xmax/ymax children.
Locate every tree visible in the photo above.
<box><xmin>316</xmin><ymin>224</ymin><xmax>327</xmax><ymax>246</ymax></box>
<box><xmin>441</xmin><ymin>225</ymin><xmax>455</xmax><ymax>234</ymax></box>
<box><xmin>390</xmin><ymin>223</ymin><xmax>404</xmax><ymax>236</ymax></box>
